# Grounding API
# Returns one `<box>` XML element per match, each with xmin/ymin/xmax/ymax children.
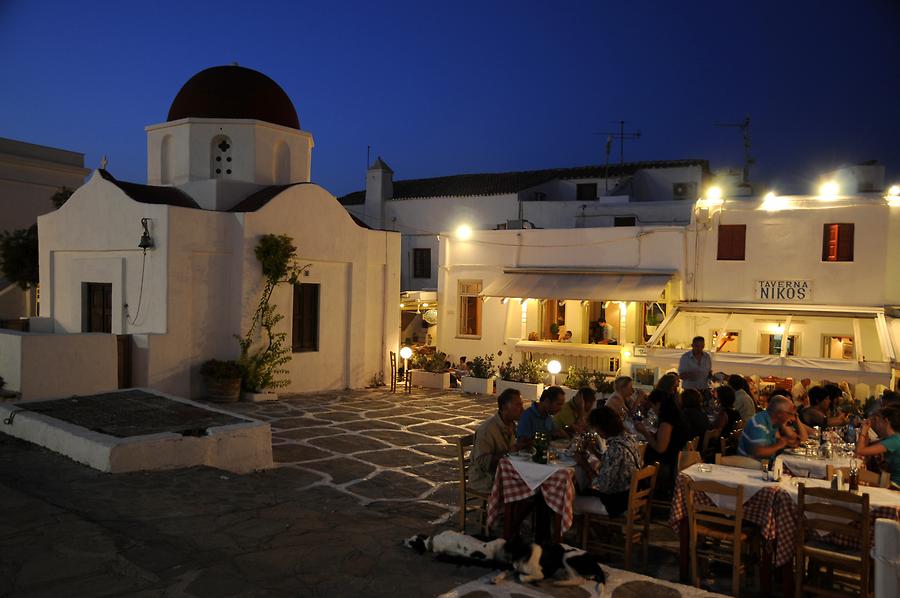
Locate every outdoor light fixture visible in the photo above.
<box><xmin>887</xmin><ymin>185</ymin><xmax>900</xmax><ymax>197</ymax></box>
<box><xmin>547</xmin><ymin>359</ymin><xmax>562</xmax><ymax>385</ymax></box>
<box><xmin>138</xmin><ymin>218</ymin><xmax>154</xmax><ymax>251</ymax></box>
<box><xmin>886</xmin><ymin>185</ymin><xmax>900</xmax><ymax>207</ymax></box>
<box><xmin>422</xmin><ymin>303</ymin><xmax>429</xmax><ymax>308</ymax></box>
<box><xmin>819</xmin><ymin>181</ymin><xmax>839</xmax><ymax>198</ymax></box>
<box><xmin>399</xmin><ymin>303</ymin><xmax>405</xmax><ymax>308</ymax></box>
<box><xmin>455</xmin><ymin>224</ymin><xmax>473</xmax><ymax>240</ymax></box>
<box><xmin>500</xmin><ymin>297</ymin><xmax>508</xmax><ymax>305</ymax></box>
<box><xmin>761</xmin><ymin>191</ymin><xmax>788</xmax><ymax>212</ymax></box>
<box><xmin>399</xmin><ymin>346</ymin><xmax>413</xmax><ymax>360</ymax></box>
<box><xmin>399</xmin><ymin>346</ymin><xmax>413</xmax><ymax>391</ymax></box>
<box><xmin>704</xmin><ymin>186</ymin><xmax>724</xmax><ymax>204</ymax></box>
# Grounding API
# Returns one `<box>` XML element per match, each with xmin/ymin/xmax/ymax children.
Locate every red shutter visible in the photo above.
<box><xmin>717</xmin><ymin>225</ymin><xmax>746</xmax><ymax>260</ymax></box>
<box><xmin>837</xmin><ymin>223</ymin><xmax>854</xmax><ymax>261</ymax></box>
<box><xmin>823</xmin><ymin>223</ymin><xmax>853</xmax><ymax>261</ymax></box>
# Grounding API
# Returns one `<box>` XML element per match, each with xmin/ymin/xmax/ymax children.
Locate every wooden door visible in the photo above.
<box><xmin>85</xmin><ymin>282</ymin><xmax>112</xmax><ymax>333</ymax></box>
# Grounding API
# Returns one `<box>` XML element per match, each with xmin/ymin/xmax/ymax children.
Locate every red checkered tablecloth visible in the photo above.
<box><xmin>668</xmin><ymin>472</ymin><xmax>800</xmax><ymax>567</ymax></box>
<box><xmin>487</xmin><ymin>457</ymin><xmax>575</xmax><ymax>533</ymax></box>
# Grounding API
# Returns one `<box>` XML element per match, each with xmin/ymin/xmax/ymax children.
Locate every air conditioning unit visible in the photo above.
<box><xmin>672</xmin><ymin>182</ymin><xmax>698</xmax><ymax>201</ymax></box>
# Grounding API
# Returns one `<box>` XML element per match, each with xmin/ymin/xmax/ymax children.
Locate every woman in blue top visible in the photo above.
<box><xmin>856</xmin><ymin>405</ymin><xmax>900</xmax><ymax>488</ymax></box>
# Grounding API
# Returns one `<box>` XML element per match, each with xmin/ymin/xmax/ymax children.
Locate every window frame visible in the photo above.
<box><xmin>456</xmin><ymin>279</ymin><xmax>483</xmax><ymax>339</ymax></box>
<box><xmin>292</xmin><ymin>283</ymin><xmax>320</xmax><ymax>353</ymax></box>
<box><xmin>412</xmin><ymin>247</ymin><xmax>431</xmax><ymax>279</ymax></box>
<box><xmin>822</xmin><ymin>223</ymin><xmax>854</xmax><ymax>262</ymax></box>
<box><xmin>717</xmin><ymin>224</ymin><xmax>747</xmax><ymax>261</ymax></box>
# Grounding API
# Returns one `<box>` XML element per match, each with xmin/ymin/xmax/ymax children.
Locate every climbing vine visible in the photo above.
<box><xmin>237</xmin><ymin>234</ymin><xmax>309</xmax><ymax>391</ymax></box>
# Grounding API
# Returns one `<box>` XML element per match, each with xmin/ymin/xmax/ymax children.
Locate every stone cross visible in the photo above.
<box><xmin>100</xmin><ymin>155</ymin><xmax>108</xmax><ymax>170</ymax></box>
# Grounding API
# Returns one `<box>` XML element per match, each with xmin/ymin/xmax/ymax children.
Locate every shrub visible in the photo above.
<box><xmin>468</xmin><ymin>354</ymin><xmax>496</xmax><ymax>379</ymax></box>
<box><xmin>200</xmin><ymin>359</ymin><xmax>242</xmax><ymax>380</ymax></box>
<box><xmin>564</xmin><ymin>366</ymin><xmax>593</xmax><ymax>389</ymax></box>
<box><xmin>500</xmin><ymin>359</ymin><xmax>547</xmax><ymax>383</ymax></box>
<box><xmin>419</xmin><ymin>350</ymin><xmax>448</xmax><ymax>373</ymax></box>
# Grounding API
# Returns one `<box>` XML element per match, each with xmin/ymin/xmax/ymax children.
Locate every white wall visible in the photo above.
<box><xmin>38</xmin><ymin>172</ymin><xmax>169</xmax><ymax>335</ymax></box>
<box><xmin>0</xmin><ymin>330</ymin><xmax>117</xmax><ymax>399</ymax></box>
<box><xmin>695</xmin><ymin>198</ymin><xmax>900</xmax><ymax>306</ymax></box>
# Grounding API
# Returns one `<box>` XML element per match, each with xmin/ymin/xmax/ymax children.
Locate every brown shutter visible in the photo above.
<box><xmin>837</xmin><ymin>223</ymin><xmax>854</xmax><ymax>261</ymax></box>
<box><xmin>717</xmin><ymin>224</ymin><xmax>746</xmax><ymax>260</ymax></box>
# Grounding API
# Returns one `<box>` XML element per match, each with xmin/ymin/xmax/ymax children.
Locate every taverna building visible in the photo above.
<box><xmin>0</xmin><ymin>66</ymin><xmax>400</xmax><ymax>400</ymax></box>
<box><xmin>436</xmin><ymin>164</ymin><xmax>900</xmax><ymax>389</ymax></box>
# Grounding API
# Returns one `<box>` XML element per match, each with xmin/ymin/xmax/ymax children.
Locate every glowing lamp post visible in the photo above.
<box><xmin>547</xmin><ymin>360</ymin><xmax>562</xmax><ymax>386</ymax></box>
<box><xmin>399</xmin><ymin>346</ymin><xmax>413</xmax><ymax>393</ymax></box>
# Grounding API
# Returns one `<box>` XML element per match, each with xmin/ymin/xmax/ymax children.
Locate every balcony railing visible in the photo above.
<box><xmin>514</xmin><ymin>340</ymin><xmax>621</xmax><ymax>375</ymax></box>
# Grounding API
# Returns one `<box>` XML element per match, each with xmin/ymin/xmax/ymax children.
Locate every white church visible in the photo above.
<box><xmin>0</xmin><ymin>65</ymin><xmax>400</xmax><ymax>400</ymax></box>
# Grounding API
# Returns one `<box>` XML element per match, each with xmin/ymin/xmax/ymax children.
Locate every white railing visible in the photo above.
<box><xmin>513</xmin><ymin>340</ymin><xmax>622</xmax><ymax>374</ymax></box>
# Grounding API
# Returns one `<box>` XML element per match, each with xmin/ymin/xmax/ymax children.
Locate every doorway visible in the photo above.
<box><xmin>83</xmin><ymin>282</ymin><xmax>112</xmax><ymax>333</ymax></box>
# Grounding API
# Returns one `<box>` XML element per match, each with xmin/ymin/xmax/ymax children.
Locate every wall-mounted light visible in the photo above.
<box><xmin>704</xmin><ymin>186</ymin><xmax>724</xmax><ymax>205</ymax></box>
<box><xmin>500</xmin><ymin>297</ymin><xmax>508</xmax><ymax>305</ymax></box>
<box><xmin>818</xmin><ymin>181</ymin><xmax>839</xmax><ymax>198</ymax></box>
<box><xmin>455</xmin><ymin>224</ymin><xmax>473</xmax><ymax>240</ymax></box>
<box><xmin>886</xmin><ymin>185</ymin><xmax>900</xmax><ymax>207</ymax></box>
<box><xmin>138</xmin><ymin>218</ymin><xmax>154</xmax><ymax>251</ymax></box>
<box><xmin>761</xmin><ymin>191</ymin><xmax>789</xmax><ymax>212</ymax></box>
<box><xmin>399</xmin><ymin>303</ymin><xmax>405</xmax><ymax>309</ymax></box>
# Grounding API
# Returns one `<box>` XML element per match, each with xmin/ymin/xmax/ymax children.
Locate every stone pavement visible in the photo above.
<box><xmin>0</xmin><ymin>388</ymin><xmax>767</xmax><ymax>596</ymax></box>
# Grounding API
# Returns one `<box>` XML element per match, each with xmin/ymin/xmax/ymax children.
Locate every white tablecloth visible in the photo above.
<box><xmin>507</xmin><ymin>454</ymin><xmax>573</xmax><ymax>491</ymax></box>
<box><xmin>778</xmin><ymin>452</ymin><xmax>862</xmax><ymax>479</ymax></box>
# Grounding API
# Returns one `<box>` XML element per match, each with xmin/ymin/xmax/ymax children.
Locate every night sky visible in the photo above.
<box><xmin>1</xmin><ymin>0</ymin><xmax>898</xmax><ymax>197</ymax></box>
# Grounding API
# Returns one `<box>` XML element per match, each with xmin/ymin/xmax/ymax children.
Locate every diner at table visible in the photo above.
<box><xmin>856</xmin><ymin>405</ymin><xmax>900</xmax><ymax>488</ymax></box>
<box><xmin>737</xmin><ymin>395</ymin><xmax>802</xmax><ymax>460</ymax></box>
<box><xmin>635</xmin><ymin>388</ymin><xmax>687</xmax><ymax>495</ymax></box>
<box><xmin>516</xmin><ymin>386</ymin><xmax>568</xmax><ymax>441</ymax></box>
<box><xmin>468</xmin><ymin>388</ymin><xmax>527</xmax><ymax>494</ymax></box>
<box><xmin>552</xmin><ymin>386</ymin><xmax>596</xmax><ymax>437</ymax></box>
<box><xmin>800</xmin><ymin>385</ymin><xmax>849</xmax><ymax>428</ymax></box>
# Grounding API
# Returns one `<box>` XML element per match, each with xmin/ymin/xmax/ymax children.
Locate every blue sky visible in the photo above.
<box><xmin>1</xmin><ymin>0</ymin><xmax>898</xmax><ymax>196</ymax></box>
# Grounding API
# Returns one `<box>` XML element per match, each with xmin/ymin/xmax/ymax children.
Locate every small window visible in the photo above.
<box><xmin>412</xmin><ymin>248</ymin><xmax>431</xmax><ymax>279</ymax></box>
<box><xmin>717</xmin><ymin>224</ymin><xmax>746</xmax><ymax>260</ymax></box>
<box><xmin>210</xmin><ymin>135</ymin><xmax>233</xmax><ymax>178</ymax></box>
<box><xmin>823</xmin><ymin>335</ymin><xmax>854</xmax><ymax>360</ymax></box>
<box><xmin>614</xmin><ymin>216</ymin><xmax>636</xmax><ymax>227</ymax></box>
<box><xmin>292</xmin><ymin>283</ymin><xmax>319</xmax><ymax>352</ymax></box>
<box><xmin>457</xmin><ymin>280</ymin><xmax>482</xmax><ymax>337</ymax></box>
<box><xmin>822</xmin><ymin>223</ymin><xmax>854</xmax><ymax>262</ymax></box>
<box><xmin>576</xmin><ymin>183</ymin><xmax>597</xmax><ymax>201</ymax></box>
<box><xmin>761</xmin><ymin>333</ymin><xmax>796</xmax><ymax>356</ymax></box>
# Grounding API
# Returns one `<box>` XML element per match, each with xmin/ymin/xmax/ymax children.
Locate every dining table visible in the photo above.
<box><xmin>669</xmin><ymin>463</ymin><xmax>900</xmax><ymax>596</ymax></box>
<box><xmin>486</xmin><ymin>452</ymin><xmax>576</xmax><ymax>543</ymax></box>
<box><xmin>776</xmin><ymin>449</ymin><xmax>862</xmax><ymax>479</ymax></box>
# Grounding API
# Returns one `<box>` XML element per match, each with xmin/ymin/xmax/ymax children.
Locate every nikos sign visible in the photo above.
<box><xmin>755</xmin><ymin>280</ymin><xmax>811</xmax><ymax>303</ymax></box>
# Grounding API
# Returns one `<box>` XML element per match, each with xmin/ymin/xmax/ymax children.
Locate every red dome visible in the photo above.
<box><xmin>167</xmin><ymin>65</ymin><xmax>299</xmax><ymax>129</ymax></box>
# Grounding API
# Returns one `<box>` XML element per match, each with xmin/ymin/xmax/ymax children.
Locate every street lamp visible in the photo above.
<box><xmin>399</xmin><ymin>346</ymin><xmax>413</xmax><ymax>394</ymax></box>
<box><xmin>455</xmin><ymin>224</ymin><xmax>473</xmax><ymax>240</ymax></box>
<box><xmin>547</xmin><ymin>360</ymin><xmax>562</xmax><ymax>386</ymax></box>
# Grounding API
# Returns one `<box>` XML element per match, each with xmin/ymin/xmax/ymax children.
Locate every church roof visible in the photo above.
<box><xmin>338</xmin><ymin>159</ymin><xmax>709</xmax><ymax>205</ymax></box>
<box><xmin>167</xmin><ymin>65</ymin><xmax>300</xmax><ymax>130</ymax></box>
<box><xmin>369</xmin><ymin>157</ymin><xmax>393</xmax><ymax>173</ymax></box>
<box><xmin>98</xmin><ymin>170</ymin><xmax>201</xmax><ymax>209</ymax></box>
<box><xmin>230</xmin><ymin>182</ymin><xmax>372</xmax><ymax>228</ymax></box>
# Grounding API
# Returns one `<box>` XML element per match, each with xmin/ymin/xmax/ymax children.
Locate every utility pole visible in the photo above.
<box><xmin>715</xmin><ymin>115</ymin><xmax>754</xmax><ymax>186</ymax></box>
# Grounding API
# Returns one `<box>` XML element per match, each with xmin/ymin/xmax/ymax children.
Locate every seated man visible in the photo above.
<box><xmin>800</xmin><ymin>385</ymin><xmax>848</xmax><ymax>428</ymax></box>
<box><xmin>517</xmin><ymin>386</ymin><xmax>568</xmax><ymax>442</ymax></box>
<box><xmin>468</xmin><ymin>389</ymin><xmax>527</xmax><ymax>493</ymax></box>
<box><xmin>737</xmin><ymin>395</ymin><xmax>801</xmax><ymax>459</ymax></box>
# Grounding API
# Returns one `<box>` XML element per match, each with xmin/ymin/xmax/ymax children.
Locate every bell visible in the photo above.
<box><xmin>138</xmin><ymin>218</ymin><xmax>154</xmax><ymax>250</ymax></box>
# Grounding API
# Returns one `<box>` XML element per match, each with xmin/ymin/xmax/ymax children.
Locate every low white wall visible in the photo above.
<box><xmin>0</xmin><ymin>331</ymin><xmax>118</xmax><ymax>400</ymax></box>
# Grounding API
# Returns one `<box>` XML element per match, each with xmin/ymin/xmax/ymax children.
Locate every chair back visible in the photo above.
<box><xmin>733</xmin><ymin>418</ymin><xmax>746</xmax><ymax>433</ymax></box>
<box><xmin>457</xmin><ymin>434</ymin><xmax>475</xmax><ymax>491</ymax></box>
<box><xmin>685</xmin><ymin>436</ymin><xmax>700</xmax><ymax>452</ymax></box>
<box><xmin>715</xmin><ymin>454</ymin><xmax>761</xmax><ymax>470</ymax></box>
<box><xmin>701</xmin><ymin>428</ymin><xmax>721</xmax><ymax>455</ymax></box>
<box><xmin>637</xmin><ymin>441</ymin><xmax>647</xmax><ymax>464</ymax></box>
<box><xmin>797</xmin><ymin>483</ymin><xmax>871</xmax><ymax>595</ymax></box>
<box><xmin>679</xmin><ymin>449</ymin><xmax>702</xmax><ymax>471</ymax></box>
<box><xmin>389</xmin><ymin>351</ymin><xmax>397</xmax><ymax>392</ymax></box>
<box><xmin>719</xmin><ymin>427</ymin><xmax>744</xmax><ymax>456</ymax></box>
<box><xmin>686</xmin><ymin>478</ymin><xmax>745</xmax><ymax>539</ymax></box>
<box><xmin>825</xmin><ymin>464</ymin><xmax>890</xmax><ymax>489</ymax></box>
<box><xmin>626</xmin><ymin>463</ymin><xmax>658</xmax><ymax>528</ymax></box>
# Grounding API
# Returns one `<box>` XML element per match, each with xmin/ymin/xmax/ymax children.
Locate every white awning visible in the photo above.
<box><xmin>479</xmin><ymin>269</ymin><xmax>673</xmax><ymax>302</ymax></box>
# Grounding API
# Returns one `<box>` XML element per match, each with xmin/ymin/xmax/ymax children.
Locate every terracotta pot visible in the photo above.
<box><xmin>205</xmin><ymin>377</ymin><xmax>242</xmax><ymax>403</ymax></box>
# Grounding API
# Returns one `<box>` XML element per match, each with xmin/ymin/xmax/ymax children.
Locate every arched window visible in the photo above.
<box><xmin>210</xmin><ymin>135</ymin><xmax>233</xmax><ymax>178</ymax></box>
<box><xmin>274</xmin><ymin>141</ymin><xmax>291</xmax><ymax>184</ymax></box>
<box><xmin>160</xmin><ymin>134</ymin><xmax>174</xmax><ymax>184</ymax></box>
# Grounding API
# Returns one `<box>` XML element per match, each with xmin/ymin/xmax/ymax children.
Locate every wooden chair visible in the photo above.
<box><xmin>637</xmin><ymin>442</ymin><xmax>647</xmax><ymax>464</ymax></box>
<box><xmin>825</xmin><ymin>464</ymin><xmax>890</xmax><ymax>489</ymax></box>
<box><xmin>687</xmin><ymin>479</ymin><xmax>757</xmax><ymax>597</ymax></box>
<box><xmin>579</xmin><ymin>463</ymin><xmax>658</xmax><ymax>569</ymax></box>
<box><xmin>679</xmin><ymin>449</ymin><xmax>702</xmax><ymax>471</ymax></box>
<box><xmin>701</xmin><ymin>428</ymin><xmax>721</xmax><ymax>455</ymax></box>
<box><xmin>715</xmin><ymin>454</ymin><xmax>761</xmax><ymax>470</ymax></box>
<box><xmin>685</xmin><ymin>437</ymin><xmax>700</xmax><ymax>452</ymax></box>
<box><xmin>720</xmin><ymin>425</ymin><xmax>744</xmax><ymax>456</ymax></box>
<box><xmin>456</xmin><ymin>434</ymin><xmax>490</xmax><ymax>536</ymax></box>
<box><xmin>389</xmin><ymin>351</ymin><xmax>397</xmax><ymax>392</ymax></box>
<box><xmin>795</xmin><ymin>483</ymin><xmax>873</xmax><ymax>597</ymax></box>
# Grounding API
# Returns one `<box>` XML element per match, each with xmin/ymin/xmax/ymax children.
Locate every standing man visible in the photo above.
<box><xmin>468</xmin><ymin>389</ymin><xmax>528</xmax><ymax>493</ymax></box>
<box><xmin>679</xmin><ymin>336</ymin><xmax>712</xmax><ymax>396</ymax></box>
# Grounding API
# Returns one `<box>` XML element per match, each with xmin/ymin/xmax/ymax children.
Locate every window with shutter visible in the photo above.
<box><xmin>717</xmin><ymin>224</ymin><xmax>746</xmax><ymax>260</ymax></box>
<box><xmin>413</xmin><ymin>248</ymin><xmax>431</xmax><ymax>279</ymax></box>
<box><xmin>457</xmin><ymin>280</ymin><xmax>482</xmax><ymax>337</ymax></box>
<box><xmin>822</xmin><ymin>223</ymin><xmax>854</xmax><ymax>261</ymax></box>
<box><xmin>292</xmin><ymin>283</ymin><xmax>320</xmax><ymax>352</ymax></box>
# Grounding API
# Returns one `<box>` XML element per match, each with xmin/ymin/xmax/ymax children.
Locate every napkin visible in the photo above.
<box><xmin>508</xmin><ymin>458</ymin><xmax>563</xmax><ymax>492</ymax></box>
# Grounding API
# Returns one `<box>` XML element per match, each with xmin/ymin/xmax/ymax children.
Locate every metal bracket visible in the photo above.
<box><xmin>3</xmin><ymin>409</ymin><xmax>25</xmax><ymax>425</ymax></box>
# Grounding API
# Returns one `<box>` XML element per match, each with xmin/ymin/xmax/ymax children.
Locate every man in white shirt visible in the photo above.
<box><xmin>679</xmin><ymin>336</ymin><xmax>712</xmax><ymax>393</ymax></box>
<box><xmin>791</xmin><ymin>378</ymin><xmax>811</xmax><ymax>407</ymax></box>
<box><xmin>728</xmin><ymin>374</ymin><xmax>757</xmax><ymax>422</ymax></box>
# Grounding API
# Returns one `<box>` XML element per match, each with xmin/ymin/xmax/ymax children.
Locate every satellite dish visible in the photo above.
<box><xmin>423</xmin><ymin>309</ymin><xmax>438</xmax><ymax>325</ymax></box>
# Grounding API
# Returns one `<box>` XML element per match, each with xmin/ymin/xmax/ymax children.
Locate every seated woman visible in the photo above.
<box><xmin>575</xmin><ymin>406</ymin><xmax>642</xmax><ymax>517</ymax></box>
<box><xmin>681</xmin><ymin>389</ymin><xmax>710</xmax><ymax>444</ymax></box>
<box><xmin>712</xmin><ymin>385</ymin><xmax>741</xmax><ymax>438</ymax></box>
<box><xmin>553</xmin><ymin>387</ymin><xmax>597</xmax><ymax>437</ymax></box>
<box><xmin>856</xmin><ymin>406</ymin><xmax>900</xmax><ymax>489</ymax></box>
<box><xmin>635</xmin><ymin>389</ymin><xmax>686</xmax><ymax>496</ymax></box>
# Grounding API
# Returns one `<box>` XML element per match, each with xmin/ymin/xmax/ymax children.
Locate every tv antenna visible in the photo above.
<box><xmin>595</xmin><ymin>120</ymin><xmax>641</xmax><ymax>165</ymax></box>
<box><xmin>715</xmin><ymin>115</ymin><xmax>754</xmax><ymax>185</ymax></box>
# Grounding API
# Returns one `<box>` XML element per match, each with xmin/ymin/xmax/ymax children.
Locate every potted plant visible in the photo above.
<box><xmin>562</xmin><ymin>366</ymin><xmax>593</xmax><ymax>400</ymax></box>
<box><xmin>593</xmin><ymin>373</ymin><xmax>615</xmax><ymax>398</ymax></box>
<box><xmin>645</xmin><ymin>309</ymin><xmax>663</xmax><ymax>335</ymax></box>
<box><xmin>549</xmin><ymin>322</ymin><xmax>560</xmax><ymax>340</ymax></box>
<box><xmin>461</xmin><ymin>354</ymin><xmax>496</xmax><ymax>394</ymax></box>
<box><xmin>496</xmin><ymin>358</ymin><xmax>546</xmax><ymax>402</ymax></box>
<box><xmin>410</xmin><ymin>350</ymin><xmax>451</xmax><ymax>389</ymax></box>
<box><xmin>200</xmin><ymin>359</ymin><xmax>243</xmax><ymax>403</ymax></box>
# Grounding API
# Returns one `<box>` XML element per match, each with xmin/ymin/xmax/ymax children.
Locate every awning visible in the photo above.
<box><xmin>479</xmin><ymin>268</ymin><xmax>674</xmax><ymax>302</ymax></box>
